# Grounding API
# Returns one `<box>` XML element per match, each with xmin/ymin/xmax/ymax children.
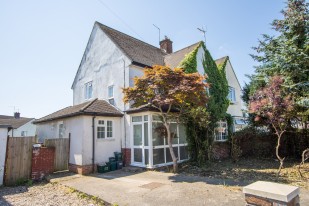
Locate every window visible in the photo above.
<box><xmin>85</xmin><ymin>81</ymin><xmax>93</xmax><ymax>100</ymax></box>
<box><xmin>228</xmin><ymin>87</ymin><xmax>236</xmax><ymax>103</ymax></box>
<box><xmin>108</xmin><ymin>85</ymin><xmax>115</xmax><ymax>105</ymax></box>
<box><xmin>58</xmin><ymin>123</ymin><xmax>64</xmax><ymax>138</ymax></box>
<box><xmin>214</xmin><ymin>121</ymin><xmax>228</xmax><ymax>141</ymax></box>
<box><xmin>132</xmin><ymin>116</ymin><xmax>142</xmax><ymax>122</ymax></box>
<box><xmin>107</xmin><ymin>121</ymin><xmax>113</xmax><ymax>138</ymax></box>
<box><xmin>97</xmin><ymin>120</ymin><xmax>113</xmax><ymax>138</ymax></box>
<box><xmin>21</xmin><ymin>131</ymin><xmax>27</xmax><ymax>136</ymax></box>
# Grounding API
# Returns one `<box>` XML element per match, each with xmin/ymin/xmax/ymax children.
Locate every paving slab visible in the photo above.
<box><xmin>48</xmin><ymin>170</ymin><xmax>309</xmax><ymax>206</ymax></box>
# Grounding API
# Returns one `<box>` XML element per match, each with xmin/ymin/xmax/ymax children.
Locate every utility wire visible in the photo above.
<box><xmin>95</xmin><ymin>0</ymin><xmax>144</xmax><ymax>40</ymax></box>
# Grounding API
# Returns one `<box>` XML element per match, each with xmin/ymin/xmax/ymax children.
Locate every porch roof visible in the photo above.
<box><xmin>34</xmin><ymin>99</ymin><xmax>123</xmax><ymax>124</ymax></box>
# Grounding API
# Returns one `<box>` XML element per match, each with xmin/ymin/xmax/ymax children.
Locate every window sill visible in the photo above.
<box><xmin>214</xmin><ymin>139</ymin><xmax>228</xmax><ymax>142</ymax></box>
<box><xmin>96</xmin><ymin>138</ymin><xmax>115</xmax><ymax>142</ymax></box>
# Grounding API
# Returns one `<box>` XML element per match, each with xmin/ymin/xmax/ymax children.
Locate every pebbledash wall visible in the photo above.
<box><xmin>36</xmin><ymin>115</ymin><xmax>122</xmax><ymax>171</ymax></box>
<box><xmin>0</xmin><ymin>127</ymin><xmax>9</xmax><ymax>186</ymax></box>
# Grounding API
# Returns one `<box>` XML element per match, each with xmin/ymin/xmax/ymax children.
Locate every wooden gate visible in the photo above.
<box><xmin>4</xmin><ymin>136</ymin><xmax>36</xmax><ymax>185</ymax></box>
<box><xmin>44</xmin><ymin>138</ymin><xmax>70</xmax><ymax>171</ymax></box>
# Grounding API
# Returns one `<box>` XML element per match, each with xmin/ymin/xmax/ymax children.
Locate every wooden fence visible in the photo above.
<box><xmin>4</xmin><ymin>136</ymin><xmax>37</xmax><ymax>186</ymax></box>
<box><xmin>44</xmin><ymin>138</ymin><xmax>70</xmax><ymax>171</ymax></box>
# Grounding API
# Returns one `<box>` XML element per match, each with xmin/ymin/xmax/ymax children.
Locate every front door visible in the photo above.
<box><xmin>133</xmin><ymin>124</ymin><xmax>143</xmax><ymax>165</ymax></box>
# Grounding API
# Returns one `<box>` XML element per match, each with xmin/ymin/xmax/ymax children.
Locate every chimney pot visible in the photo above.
<box><xmin>14</xmin><ymin>112</ymin><xmax>20</xmax><ymax>119</ymax></box>
<box><xmin>160</xmin><ymin>36</ymin><xmax>173</xmax><ymax>54</ymax></box>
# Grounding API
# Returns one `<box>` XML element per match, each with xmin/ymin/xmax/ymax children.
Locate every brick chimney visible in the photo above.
<box><xmin>14</xmin><ymin>112</ymin><xmax>20</xmax><ymax>119</ymax></box>
<box><xmin>160</xmin><ymin>36</ymin><xmax>173</xmax><ymax>54</ymax></box>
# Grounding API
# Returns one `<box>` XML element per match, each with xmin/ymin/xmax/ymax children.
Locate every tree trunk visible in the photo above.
<box><xmin>165</xmin><ymin>122</ymin><xmax>178</xmax><ymax>173</ymax></box>
<box><xmin>276</xmin><ymin>133</ymin><xmax>285</xmax><ymax>178</ymax></box>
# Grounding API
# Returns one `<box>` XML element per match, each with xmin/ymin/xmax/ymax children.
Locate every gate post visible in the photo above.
<box><xmin>0</xmin><ymin>125</ymin><xmax>10</xmax><ymax>186</ymax></box>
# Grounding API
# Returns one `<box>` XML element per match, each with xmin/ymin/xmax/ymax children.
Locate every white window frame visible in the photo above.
<box><xmin>97</xmin><ymin>119</ymin><xmax>113</xmax><ymax>139</ymax></box>
<box><xmin>85</xmin><ymin>81</ymin><xmax>93</xmax><ymax>100</ymax></box>
<box><xmin>21</xmin><ymin>131</ymin><xmax>27</xmax><ymax>137</ymax></box>
<box><xmin>108</xmin><ymin>85</ymin><xmax>115</xmax><ymax>105</ymax></box>
<box><xmin>58</xmin><ymin>121</ymin><xmax>64</xmax><ymax>138</ymax></box>
<box><xmin>214</xmin><ymin>121</ymin><xmax>228</xmax><ymax>142</ymax></box>
<box><xmin>228</xmin><ymin>87</ymin><xmax>236</xmax><ymax>103</ymax></box>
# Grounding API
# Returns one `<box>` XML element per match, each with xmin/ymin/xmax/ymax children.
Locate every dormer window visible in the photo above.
<box><xmin>85</xmin><ymin>81</ymin><xmax>93</xmax><ymax>100</ymax></box>
<box><xmin>108</xmin><ymin>85</ymin><xmax>115</xmax><ymax>105</ymax></box>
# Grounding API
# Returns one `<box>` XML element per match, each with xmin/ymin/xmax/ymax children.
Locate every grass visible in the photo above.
<box><xmin>65</xmin><ymin>185</ymin><xmax>107</xmax><ymax>206</ymax></box>
<box><xmin>178</xmin><ymin>158</ymin><xmax>309</xmax><ymax>188</ymax></box>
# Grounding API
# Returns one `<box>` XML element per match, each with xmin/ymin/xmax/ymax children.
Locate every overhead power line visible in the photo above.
<box><xmin>96</xmin><ymin>0</ymin><xmax>144</xmax><ymax>40</ymax></box>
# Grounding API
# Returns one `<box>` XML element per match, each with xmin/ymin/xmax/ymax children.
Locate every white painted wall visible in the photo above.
<box><xmin>82</xmin><ymin>116</ymin><xmax>122</xmax><ymax>165</ymax></box>
<box><xmin>72</xmin><ymin>23</ymin><xmax>131</xmax><ymax>111</ymax></box>
<box><xmin>36</xmin><ymin>115</ymin><xmax>122</xmax><ymax>166</ymax></box>
<box><xmin>0</xmin><ymin>127</ymin><xmax>8</xmax><ymax>186</ymax></box>
<box><xmin>225</xmin><ymin>60</ymin><xmax>243</xmax><ymax>117</ymax></box>
<box><xmin>8</xmin><ymin>119</ymin><xmax>36</xmax><ymax>137</ymax></box>
<box><xmin>36</xmin><ymin>116</ymin><xmax>84</xmax><ymax>165</ymax></box>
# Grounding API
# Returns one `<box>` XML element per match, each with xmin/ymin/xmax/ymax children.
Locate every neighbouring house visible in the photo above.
<box><xmin>0</xmin><ymin>113</ymin><xmax>36</xmax><ymax>137</ymax></box>
<box><xmin>35</xmin><ymin>22</ymin><xmax>245</xmax><ymax>174</ymax></box>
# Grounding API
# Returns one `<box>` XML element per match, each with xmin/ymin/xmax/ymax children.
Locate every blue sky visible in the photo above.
<box><xmin>0</xmin><ymin>0</ymin><xmax>285</xmax><ymax>118</ymax></box>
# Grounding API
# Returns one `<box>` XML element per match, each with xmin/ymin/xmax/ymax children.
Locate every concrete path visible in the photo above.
<box><xmin>48</xmin><ymin>170</ymin><xmax>309</xmax><ymax>206</ymax></box>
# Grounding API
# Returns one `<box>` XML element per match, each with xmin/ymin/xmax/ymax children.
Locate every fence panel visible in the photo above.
<box><xmin>44</xmin><ymin>138</ymin><xmax>70</xmax><ymax>171</ymax></box>
<box><xmin>4</xmin><ymin>136</ymin><xmax>36</xmax><ymax>185</ymax></box>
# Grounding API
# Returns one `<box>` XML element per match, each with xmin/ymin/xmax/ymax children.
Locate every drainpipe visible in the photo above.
<box><xmin>92</xmin><ymin>116</ymin><xmax>96</xmax><ymax>173</ymax></box>
<box><xmin>122</xmin><ymin>58</ymin><xmax>127</xmax><ymax>165</ymax></box>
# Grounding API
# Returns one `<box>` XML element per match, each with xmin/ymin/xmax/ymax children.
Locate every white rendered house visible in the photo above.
<box><xmin>0</xmin><ymin>113</ymin><xmax>36</xmax><ymax>137</ymax></box>
<box><xmin>35</xmin><ymin>22</ymin><xmax>244</xmax><ymax>173</ymax></box>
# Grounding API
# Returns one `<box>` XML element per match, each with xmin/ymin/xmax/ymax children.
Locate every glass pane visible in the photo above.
<box><xmin>144</xmin><ymin>122</ymin><xmax>148</xmax><ymax>146</ymax></box>
<box><xmin>133</xmin><ymin>124</ymin><xmax>142</xmax><ymax>146</ymax></box>
<box><xmin>166</xmin><ymin>147</ymin><xmax>178</xmax><ymax>163</ymax></box>
<box><xmin>180</xmin><ymin>146</ymin><xmax>189</xmax><ymax>160</ymax></box>
<box><xmin>132</xmin><ymin>116</ymin><xmax>142</xmax><ymax>122</ymax></box>
<box><xmin>153</xmin><ymin>148</ymin><xmax>165</xmax><ymax>165</ymax></box>
<box><xmin>145</xmin><ymin>149</ymin><xmax>149</xmax><ymax>165</ymax></box>
<box><xmin>144</xmin><ymin>115</ymin><xmax>148</xmax><ymax>121</ymax></box>
<box><xmin>152</xmin><ymin>115</ymin><xmax>162</xmax><ymax>121</ymax></box>
<box><xmin>179</xmin><ymin>124</ymin><xmax>187</xmax><ymax>144</ymax></box>
<box><xmin>170</xmin><ymin>123</ymin><xmax>178</xmax><ymax>144</ymax></box>
<box><xmin>152</xmin><ymin>122</ymin><xmax>165</xmax><ymax>146</ymax></box>
<box><xmin>108</xmin><ymin>86</ymin><xmax>113</xmax><ymax>98</ymax></box>
<box><xmin>134</xmin><ymin>148</ymin><xmax>142</xmax><ymax>163</ymax></box>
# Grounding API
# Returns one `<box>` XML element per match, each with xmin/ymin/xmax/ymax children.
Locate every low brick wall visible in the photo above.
<box><xmin>122</xmin><ymin>148</ymin><xmax>131</xmax><ymax>166</ymax></box>
<box><xmin>212</xmin><ymin>142</ymin><xmax>230</xmax><ymax>160</ymax></box>
<box><xmin>31</xmin><ymin>147</ymin><xmax>55</xmax><ymax>180</ymax></box>
<box><xmin>69</xmin><ymin>164</ymin><xmax>95</xmax><ymax>175</ymax></box>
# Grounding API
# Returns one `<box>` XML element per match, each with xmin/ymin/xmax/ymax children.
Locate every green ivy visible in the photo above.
<box><xmin>179</xmin><ymin>42</ymin><xmax>202</xmax><ymax>73</ymax></box>
<box><xmin>183</xmin><ymin>42</ymin><xmax>230</xmax><ymax>165</ymax></box>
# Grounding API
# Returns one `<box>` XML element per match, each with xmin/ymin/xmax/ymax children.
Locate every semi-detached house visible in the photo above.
<box><xmin>34</xmin><ymin>22</ymin><xmax>245</xmax><ymax>174</ymax></box>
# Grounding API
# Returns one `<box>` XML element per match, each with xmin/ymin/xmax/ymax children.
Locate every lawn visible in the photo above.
<box><xmin>178</xmin><ymin>158</ymin><xmax>309</xmax><ymax>188</ymax></box>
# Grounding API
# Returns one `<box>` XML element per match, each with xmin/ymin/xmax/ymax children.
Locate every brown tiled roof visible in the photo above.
<box><xmin>0</xmin><ymin>116</ymin><xmax>34</xmax><ymax>129</ymax></box>
<box><xmin>34</xmin><ymin>99</ymin><xmax>123</xmax><ymax>124</ymax></box>
<box><xmin>97</xmin><ymin>22</ymin><xmax>166</xmax><ymax>67</ymax></box>
<box><xmin>164</xmin><ymin>42</ymin><xmax>202</xmax><ymax>69</ymax></box>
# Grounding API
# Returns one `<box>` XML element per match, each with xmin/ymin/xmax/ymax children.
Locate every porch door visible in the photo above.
<box><xmin>133</xmin><ymin>124</ymin><xmax>144</xmax><ymax>164</ymax></box>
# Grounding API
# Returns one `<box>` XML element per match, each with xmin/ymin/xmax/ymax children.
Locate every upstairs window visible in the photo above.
<box><xmin>228</xmin><ymin>87</ymin><xmax>236</xmax><ymax>103</ymax></box>
<box><xmin>108</xmin><ymin>85</ymin><xmax>115</xmax><ymax>105</ymax></box>
<box><xmin>85</xmin><ymin>81</ymin><xmax>93</xmax><ymax>100</ymax></box>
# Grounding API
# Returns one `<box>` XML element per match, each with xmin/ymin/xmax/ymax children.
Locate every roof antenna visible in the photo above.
<box><xmin>197</xmin><ymin>26</ymin><xmax>207</xmax><ymax>46</ymax></box>
<box><xmin>153</xmin><ymin>24</ymin><xmax>160</xmax><ymax>45</ymax></box>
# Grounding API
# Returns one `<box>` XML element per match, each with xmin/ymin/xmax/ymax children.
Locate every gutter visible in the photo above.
<box><xmin>92</xmin><ymin>116</ymin><xmax>96</xmax><ymax>173</ymax></box>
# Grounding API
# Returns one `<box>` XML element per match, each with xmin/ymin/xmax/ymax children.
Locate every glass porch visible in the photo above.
<box><xmin>131</xmin><ymin>113</ymin><xmax>189</xmax><ymax>168</ymax></box>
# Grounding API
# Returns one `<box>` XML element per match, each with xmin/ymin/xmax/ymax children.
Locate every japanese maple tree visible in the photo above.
<box><xmin>123</xmin><ymin>65</ymin><xmax>209</xmax><ymax>172</ymax></box>
<box><xmin>249</xmin><ymin>76</ymin><xmax>295</xmax><ymax>176</ymax></box>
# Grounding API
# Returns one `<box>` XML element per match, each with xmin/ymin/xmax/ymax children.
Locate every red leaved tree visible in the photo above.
<box><xmin>123</xmin><ymin>65</ymin><xmax>209</xmax><ymax>172</ymax></box>
<box><xmin>249</xmin><ymin>76</ymin><xmax>295</xmax><ymax>176</ymax></box>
